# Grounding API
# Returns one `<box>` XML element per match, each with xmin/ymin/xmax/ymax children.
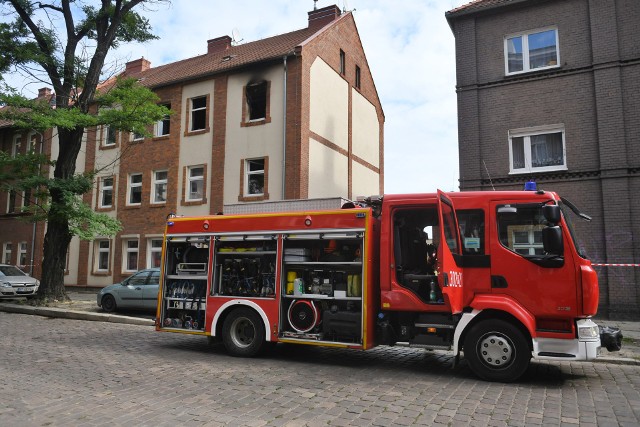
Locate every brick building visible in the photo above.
<box><xmin>0</xmin><ymin>5</ymin><xmax>384</xmax><ymax>289</ymax></box>
<box><xmin>446</xmin><ymin>0</ymin><xmax>640</xmax><ymax>318</ymax></box>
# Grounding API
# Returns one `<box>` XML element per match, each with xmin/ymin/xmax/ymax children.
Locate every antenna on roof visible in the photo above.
<box><xmin>343</xmin><ymin>0</ymin><xmax>355</xmax><ymax>12</ymax></box>
<box><xmin>314</xmin><ymin>0</ymin><xmax>318</xmax><ymax>11</ymax></box>
<box><xmin>231</xmin><ymin>28</ymin><xmax>243</xmax><ymax>46</ymax></box>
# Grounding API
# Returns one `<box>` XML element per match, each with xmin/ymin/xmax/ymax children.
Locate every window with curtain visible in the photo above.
<box><xmin>509</xmin><ymin>126</ymin><xmax>566</xmax><ymax>174</ymax></box>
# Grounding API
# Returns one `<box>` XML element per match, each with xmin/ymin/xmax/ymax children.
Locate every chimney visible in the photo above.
<box><xmin>207</xmin><ymin>36</ymin><xmax>232</xmax><ymax>54</ymax></box>
<box><xmin>308</xmin><ymin>4</ymin><xmax>341</xmax><ymax>30</ymax></box>
<box><xmin>125</xmin><ymin>57</ymin><xmax>151</xmax><ymax>74</ymax></box>
<box><xmin>38</xmin><ymin>87</ymin><xmax>52</xmax><ymax>98</ymax></box>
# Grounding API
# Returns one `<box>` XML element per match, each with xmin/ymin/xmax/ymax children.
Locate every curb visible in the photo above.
<box><xmin>0</xmin><ymin>302</ymin><xmax>155</xmax><ymax>326</ymax></box>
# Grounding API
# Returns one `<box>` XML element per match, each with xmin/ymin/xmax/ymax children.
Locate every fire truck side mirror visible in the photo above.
<box><xmin>542</xmin><ymin>226</ymin><xmax>563</xmax><ymax>255</ymax></box>
<box><xmin>542</xmin><ymin>204</ymin><xmax>561</xmax><ymax>224</ymax></box>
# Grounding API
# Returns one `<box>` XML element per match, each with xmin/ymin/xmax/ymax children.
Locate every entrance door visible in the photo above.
<box><xmin>437</xmin><ymin>191</ymin><xmax>464</xmax><ymax>314</ymax></box>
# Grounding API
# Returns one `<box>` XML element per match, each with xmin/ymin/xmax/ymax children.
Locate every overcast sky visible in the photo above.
<box><xmin>13</xmin><ymin>0</ymin><xmax>464</xmax><ymax>194</ymax></box>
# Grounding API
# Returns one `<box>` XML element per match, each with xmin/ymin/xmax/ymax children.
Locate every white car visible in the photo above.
<box><xmin>0</xmin><ymin>264</ymin><xmax>40</xmax><ymax>299</ymax></box>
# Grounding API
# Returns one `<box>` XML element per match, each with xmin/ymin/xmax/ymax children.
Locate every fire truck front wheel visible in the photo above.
<box><xmin>463</xmin><ymin>319</ymin><xmax>530</xmax><ymax>383</ymax></box>
<box><xmin>222</xmin><ymin>308</ymin><xmax>265</xmax><ymax>357</ymax></box>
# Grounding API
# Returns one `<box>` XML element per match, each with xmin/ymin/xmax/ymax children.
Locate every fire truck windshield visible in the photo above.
<box><xmin>559</xmin><ymin>198</ymin><xmax>590</xmax><ymax>259</ymax></box>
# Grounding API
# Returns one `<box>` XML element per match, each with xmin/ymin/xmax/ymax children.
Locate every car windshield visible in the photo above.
<box><xmin>0</xmin><ymin>265</ymin><xmax>27</xmax><ymax>276</ymax></box>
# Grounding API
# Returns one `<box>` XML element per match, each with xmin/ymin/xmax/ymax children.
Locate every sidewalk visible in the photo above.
<box><xmin>0</xmin><ymin>290</ymin><xmax>638</xmax><ymax>365</ymax></box>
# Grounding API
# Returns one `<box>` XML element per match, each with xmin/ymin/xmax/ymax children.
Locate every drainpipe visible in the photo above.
<box><xmin>282</xmin><ymin>55</ymin><xmax>287</xmax><ymax>198</ymax></box>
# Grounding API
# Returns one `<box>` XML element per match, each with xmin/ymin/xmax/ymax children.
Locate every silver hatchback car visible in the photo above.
<box><xmin>96</xmin><ymin>268</ymin><xmax>160</xmax><ymax>313</ymax></box>
<box><xmin>0</xmin><ymin>264</ymin><xmax>40</xmax><ymax>299</ymax></box>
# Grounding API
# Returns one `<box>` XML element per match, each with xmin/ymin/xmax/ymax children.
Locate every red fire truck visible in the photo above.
<box><xmin>156</xmin><ymin>188</ymin><xmax>602</xmax><ymax>382</ymax></box>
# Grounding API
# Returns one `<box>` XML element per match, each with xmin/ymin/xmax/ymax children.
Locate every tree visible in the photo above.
<box><xmin>0</xmin><ymin>0</ymin><xmax>170</xmax><ymax>302</ymax></box>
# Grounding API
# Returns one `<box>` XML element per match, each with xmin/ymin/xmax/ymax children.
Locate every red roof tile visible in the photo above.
<box><xmin>124</xmin><ymin>23</ymin><xmax>336</xmax><ymax>89</ymax></box>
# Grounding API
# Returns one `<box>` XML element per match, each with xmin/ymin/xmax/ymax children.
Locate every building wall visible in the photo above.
<box><xmin>451</xmin><ymin>0</ymin><xmax>640</xmax><ymax>318</ymax></box>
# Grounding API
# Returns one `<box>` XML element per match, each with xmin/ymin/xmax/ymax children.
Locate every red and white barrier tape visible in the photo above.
<box><xmin>592</xmin><ymin>263</ymin><xmax>640</xmax><ymax>267</ymax></box>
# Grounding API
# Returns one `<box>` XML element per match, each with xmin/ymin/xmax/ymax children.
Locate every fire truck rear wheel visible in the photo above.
<box><xmin>222</xmin><ymin>308</ymin><xmax>265</xmax><ymax>357</ymax></box>
<box><xmin>463</xmin><ymin>319</ymin><xmax>530</xmax><ymax>382</ymax></box>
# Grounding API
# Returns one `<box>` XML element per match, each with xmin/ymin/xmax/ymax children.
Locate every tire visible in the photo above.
<box><xmin>222</xmin><ymin>307</ymin><xmax>265</xmax><ymax>357</ymax></box>
<box><xmin>101</xmin><ymin>294</ymin><xmax>117</xmax><ymax>313</ymax></box>
<box><xmin>463</xmin><ymin>319</ymin><xmax>531</xmax><ymax>382</ymax></box>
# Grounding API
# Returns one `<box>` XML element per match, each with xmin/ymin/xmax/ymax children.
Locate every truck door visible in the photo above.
<box><xmin>437</xmin><ymin>191</ymin><xmax>464</xmax><ymax>314</ymax></box>
<box><xmin>489</xmin><ymin>200</ymin><xmax>578</xmax><ymax>319</ymax></box>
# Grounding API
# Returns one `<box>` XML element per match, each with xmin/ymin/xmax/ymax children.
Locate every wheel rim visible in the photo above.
<box><xmin>230</xmin><ymin>316</ymin><xmax>255</xmax><ymax>349</ymax></box>
<box><xmin>102</xmin><ymin>295</ymin><xmax>115</xmax><ymax>311</ymax></box>
<box><xmin>477</xmin><ymin>332</ymin><xmax>514</xmax><ymax>369</ymax></box>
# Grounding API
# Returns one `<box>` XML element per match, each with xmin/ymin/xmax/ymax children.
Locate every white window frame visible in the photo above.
<box><xmin>132</xmin><ymin>131</ymin><xmax>145</xmax><ymax>142</ymax></box>
<box><xmin>504</xmin><ymin>27</ymin><xmax>560</xmax><ymax>76</ymax></box>
<box><xmin>11</xmin><ymin>135</ymin><xmax>22</xmax><ymax>157</ymax></box>
<box><xmin>103</xmin><ymin>124</ymin><xmax>117</xmax><ymax>147</ymax></box>
<box><xmin>18</xmin><ymin>242</ymin><xmax>27</xmax><ymax>267</ymax></box>
<box><xmin>95</xmin><ymin>240</ymin><xmax>110</xmax><ymax>272</ymax></box>
<box><xmin>28</xmin><ymin>132</ymin><xmax>38</xmax><ymax>153</ymax></box>
<box><xmin>122</xmin><ymin>238</ymin><xmax>139</xmax><ymax>272</ymax></box>
<box><xmin>155</xmin><ymin>104</ymin><xmax>171</xmax><ymax>137</ymax></box>
<box><xmin>2</xmin><ymin>243</ymin><xmax>12</xmax><ymax>264</ymax></box>
<box><xmin>127</xmin><ymin>173</ymin><xmax>143</xmax><ymax>205</ymax></box>
<box><xmin>245</xmin><ymin>158</ymin><xmax>265</xmax><ymax>196</ymax></box>
<box><xmin>147</xmin><ymin>237</ymin><xmax>163</xmax><ymax>269</ymax></box>
<box><xmin>99</xmin><ymin>177</ymin><xmax>114</xmax><ymax>208</ymax></box>
<box><xmin>186</xmin><ymin>166</ymin><xmax>204</xmax><ymax>201</ymax></box>
<box><xmin>152</xmin><ymin>170</ymin><xmax>168</xmax><ymax>204</ymax></box>
<box><xmin>190</xmin><ymin>97</ymin><xmax>207</xmax><ymax>131</ymax></box>
<box><xmin>508</xmin><ymin>125</ymin><xmax>567</xmax><ymax>174</ymax></box>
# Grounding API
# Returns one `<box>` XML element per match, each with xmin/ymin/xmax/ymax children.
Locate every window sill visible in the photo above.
<box><xmin>509</xmin><ymin>166</ymin><xmax>568</xmax><ymax>175</ymax></box>
<box><xmin>92</xmin><ymin>271</ymin><xmax>111</xmax><ymax>276</ymax></box>
<box><xmin>505</xmin><ymin>64</ymin><xmax>561</xmax><ymax>78</ymax></box>
<box><xmin>181</xmin><ymin>199</ymin><xmax>207</xmax><ymax>207</ymax></box>
<box><xmin>241</xmin><ymin>117</ymin><xmax>271</xmax><ymax>128</ymax></box>
<box><xmin>96</xmin><ymin>206</ymin><xmax>114</xmax><ymax>212</ymax></box>
<box><xmin>184</xmin><ymin>128</ymin><xmax>210</xmax><ymax>137</ymax></box>
<box><xmin>99</xmin><ymin>144</ymin><xmax>118</xmax><ymax>151</ymax></box>
<box><xmin>153</xmin><ymin>135</ymin><xmax>170</xmax><ymax>141</ymax></box>
<box><xmin>238</xmin><ymin>193</ymin><xmax>269</xmax><ymax>202</ymax></box>
<box><xmin>124</xmin><ymin>204</ymin><xmax>142</xmax><ymax>209</ymax></box>
<box><xmin>150</xmin><ymin>203</ymin><xmax>167</xmax><ymax>208</ymax></box>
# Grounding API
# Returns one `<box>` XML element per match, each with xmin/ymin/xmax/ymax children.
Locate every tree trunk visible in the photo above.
<box><xmin>36</xmin><ymin>125</ymin><xmax>85</xmax><ymax>302</ymax></box>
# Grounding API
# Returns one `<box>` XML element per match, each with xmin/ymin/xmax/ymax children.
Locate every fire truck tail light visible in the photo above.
<box><xmin>203</xmin><ymin>220</ymin><xmax>209</xmax><ymax>230</ymax></box>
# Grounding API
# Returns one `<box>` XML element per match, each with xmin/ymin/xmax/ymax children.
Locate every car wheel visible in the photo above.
<box><xmin>222</xmin><ymin>307</ymin><xmax>265</xmax><ymax>357</ymax></box>
<box><xmin>463</xmin><ymin>319</ymin><xmax>531</xmax><ymax>382</ymax></box>
<box><xmin>101</xmin><ymin>294</ymin><xmax>117</xmax><ymax>313</ymax></box>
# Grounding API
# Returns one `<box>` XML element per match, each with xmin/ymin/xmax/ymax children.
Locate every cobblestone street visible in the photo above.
<box><xmin>1</xmin><ymin>311</ymin><xmax>639</xmax><ymax>426</ymax></box>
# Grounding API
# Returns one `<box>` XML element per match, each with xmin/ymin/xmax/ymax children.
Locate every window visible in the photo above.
<box><xmin>509</xmin><ymin>126</ymin><xmax>566</xmax><ymax>174</ymax></box>
<box><xmin>11</xmin><ymin>135</ymin><xmax>22</xmax><ymax>157</ymax></box>
<box><xmin>246</xmin><ymin>81</ymin><xmax>267</xmax><ymax>121</ymax></box>
<box><xmin>2</xmin><ymin>243</ymin><xmax>11</xmax><ymax>264</ymax></box>
<box><xmin>132</xmin><ymin>131</ymin><xmax>145</xmax><ymax>142</ymax></box>
<box><xmin>21</xmin><ymin>189</ymin><xmax>31</xmax><ymax>208</ymax></box>
<box><xmin>187</xmin><ymin>166</ymin><xmax>204</xmax><ymax>201</ymax></box>
<box><xmin>28</xmin><ymin>133</ymin><xmax>38</xmax><ymax>153</ymax></box>
<box><xmin>497</xmin><ymin>204</ymin><xmax>546</xmax><ymax>256</ymax></box>
<box><xmin>18</xmin><ymin>242</ymin><xmax>27</xmax><ymax>267</ymax></box>
<box><xmin>190</xmin><ymin>96</ymin><xmax>207</xmax><ymax>131</ymax></box>
<box><xmin>7</xmin><ymin>191</ymin><xmax>16</xmax><ymax>213</ymax></box>
<box><xmin>155</xmin><ymin>104</ymin><xmax>171</xmax><ymax>137</ymax></box>
<box><xmin>457</xmin><ymin>210</ymin><xmax>485</xmax><ymax>255</ymax></box>
<box><xmin>505</xmin><ymin>28</ymin><xmax>559</xmax><ymax>75</ymax></box>
<box><xmin>95</xmin><ymin>240</ymin><xmax>110</xmax><ymax>272</ymax></box>
<box><xmin>339</xmin><ymin>49</ymin><xmax>345</xmax><ymax>75</ymax></box>
<box><xmin>355</xmin><ymin>65</ymin><xmax>361</xmax><ymax>89</ymax></box>
<box><xmin>245</xmin><ymin>159</ymin><xmax>264</xmax><ymax>196</ymax></box>
<box><xmin>99</xmin><ymin>177</ymin><xmax>114</xmax><ymax>208</ymax></box>
<box><xmin>123</xmin><ymin>239</ymin><xmax>139</xmax><ymax>272</ymax></box>
<box><xmin>152</xmin><ymin>170</ymin><xmax>168</xmax><ymax>204</ymax></box>
<box><xmin>128</xmin><ymin>173</ymin><xmax>143</xmax><ymax>205</ymax></box>
<box><xmin>104</xmin><ymin>125</ymin><xmax>117</xmax><ymax>146</ymax></box>
<box><xmin>147</xmin><ymin>238</ymin><xmax>163</xmax><ymax>268</ymax></box>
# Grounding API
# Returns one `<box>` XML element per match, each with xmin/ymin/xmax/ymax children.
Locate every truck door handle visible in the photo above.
<box><xmin>442</xmin><ymin>272</ymin><xmax>449</xmax><ymax>287</ymax></box>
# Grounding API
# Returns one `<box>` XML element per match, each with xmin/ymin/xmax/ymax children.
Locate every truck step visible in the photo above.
<box><xmin>395</xmin><ymin>342</ymin><xmax>451</xmax><ymax>351</ymax></box>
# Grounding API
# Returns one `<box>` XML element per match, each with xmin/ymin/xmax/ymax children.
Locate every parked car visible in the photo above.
<box><xmin>0</xmin><ymin>264</ymin><xmax>40</xmax><ymax>299</ymax></box>
<box><xmin>97</xmin><ymin>268</ymin><xmax>160</xmax><ymax>313</ymax></box>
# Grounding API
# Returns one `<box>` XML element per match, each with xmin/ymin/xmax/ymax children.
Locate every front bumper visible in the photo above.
<box><xmin>0</xmin><ymin>283</ymin><xmax>39</xmax><ymax>297</ymax></box>
<box><xmin>533</xmin><ymin>318</ymin><xmax>601</xmax><ymax>361</ymax></box>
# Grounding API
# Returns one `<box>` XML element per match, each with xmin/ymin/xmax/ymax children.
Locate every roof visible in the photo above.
<box><xmin>446</xmin><ymin>0</ymin><xmax>530</xmax><ymax>20</ymax></box>
<box><xmin>122</xmin><ymin>21</ymin><xmax>341</xmax><ymax>89</ymax></box>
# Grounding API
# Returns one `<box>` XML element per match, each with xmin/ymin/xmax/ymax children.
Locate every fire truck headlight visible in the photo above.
<box><xmin>578</xmin><ymin>324</ymin><xmax>600</xmax><ymax>339</ymax></box>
